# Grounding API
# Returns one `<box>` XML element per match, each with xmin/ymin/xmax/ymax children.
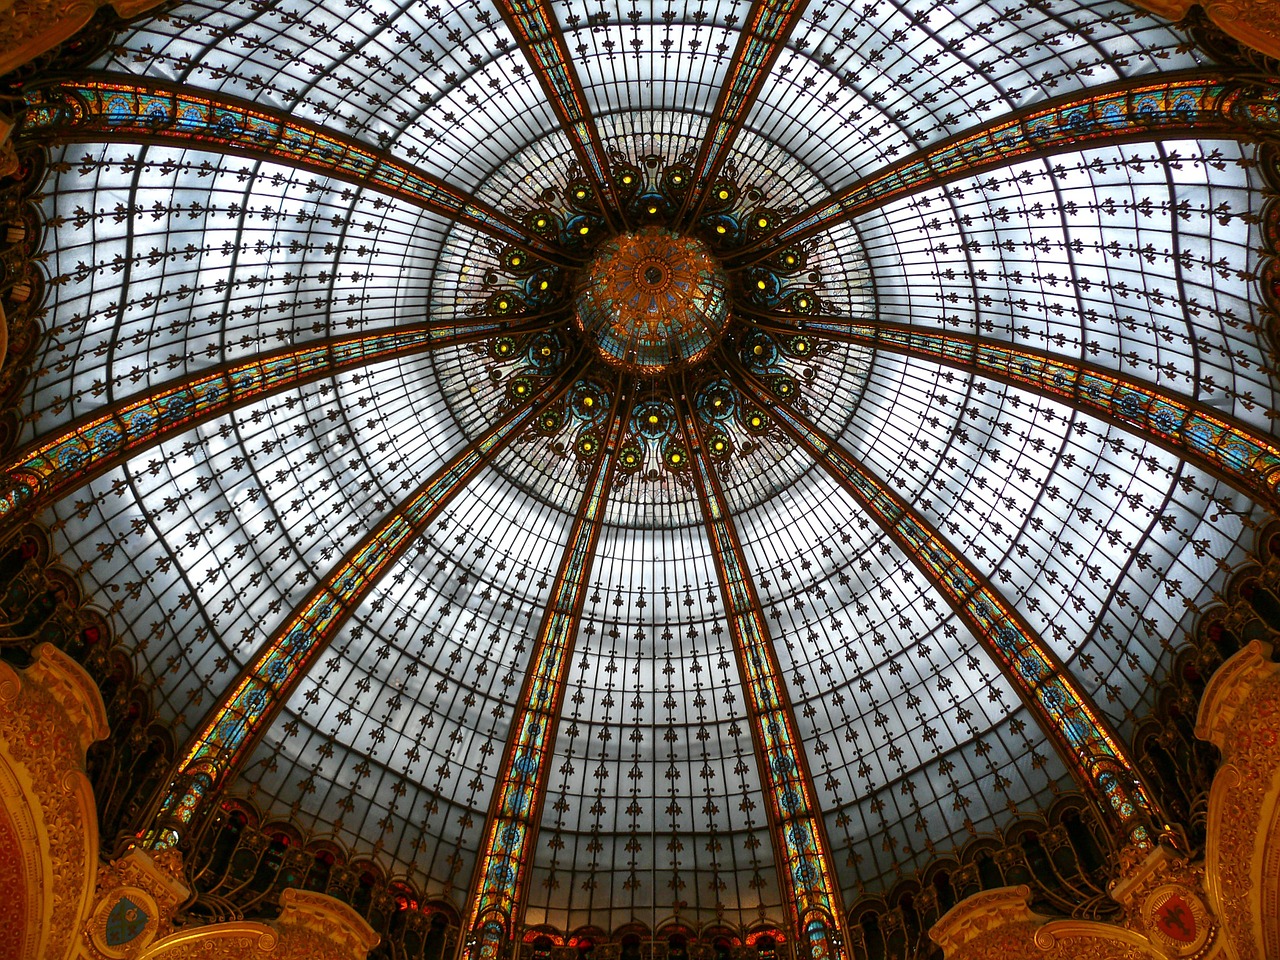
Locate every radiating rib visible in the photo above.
<box><xmin>0</xmin><ymin>313</ymin><xmax>550</xmax><ymax>530</ymax></box>
<box><xmin>20</xmin><ymin>76</ymin><xmax>578</xmax><ymax>266</ymax></box>
<box><xmin>494</xmin><ymin>0</ymin><xmax>626</xmax><ymax>231</ymax></box>
<box><xmin>675</xmin><ymin>390</ymin><xmax>851</xmax><ymax>960</ymax></box>
<box><xmin>141</xmin><ymin>357</ymin><xmax>584</xmax><ymax>849</ymax></box>
<box><xmin>677</xmin><ymin>0</ymin><xmax>810</xmax><ymax>226</ymax></box>
<box><xmin>752</xmin><ymin>312</ymin><xmax>1280</xmax><ymax>511</ymax></box>
<box><xmin>730</xmin><ymin>72</ymin><xmax>1280</xmax><ymax>265</ymax></box>
<box><xmin>463</xmin><ymin>388</ymin><xmax>633</xmax><ymax>960</ymax></box>
<box><xmin>729</xmin><ymin>358</ymin><xmax>1162</xmax><ymax>848</ymax></box>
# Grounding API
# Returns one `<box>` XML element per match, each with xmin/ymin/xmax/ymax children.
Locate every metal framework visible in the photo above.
<box><xmin>677</xmin><ymin>390</ymin><xmax>851</xmax><ymax>960</ymax></box>
<box><xmin>20</xmin><ymin>77</ymin><xmax>579</xmax><ymax>266</ymax></box>
<box><xmin>751</xmin><ymin>312</ymin><xmax>1280</xmax><ymax>512</ymax></box>
<box><xmin>0</xmin><ymin>313</ymin><xmax>549</xmax><ymax>531</ymax></box>
<box><xmin>676</xmin><ymin>0</ymin><xmax>811</xmax><ymax>226</ymax></box>
<box><xmin>730</xmin><ymin>72</ymin><xmax>1280</xmax><ymax>265</ymax></box>
<box><xmin>729</xmin><ymin>359</ymin><xmax>1163</xmax><ymax>848</ymax></box>
<box><xmin>494</xmin><ymin>0</ymin><xmax>628</xmax><ymax>231</ymax></box>
<box><xmin>18</xmin><ymin>3</ymin><xmax>1278</xmax><ymax>938</ymax></box>
<box><xmin>461</xmin><ymin>389</ymin><xmax>633</xmax><ymax>960</ymax></box>
<box><xmin>143</xmin><ymin>358</ymin><xmax>584</xmax><ymax>849</ymax></box>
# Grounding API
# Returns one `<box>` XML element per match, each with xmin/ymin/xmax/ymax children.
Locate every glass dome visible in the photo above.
<box><xmin>7</xmin><ymin>0</ymin><xmax>1280</xmax><ymax>949</ymax></box>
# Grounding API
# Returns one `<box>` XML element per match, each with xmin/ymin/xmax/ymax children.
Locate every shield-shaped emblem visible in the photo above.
<box><xmin>1153</xmin><ymin>893</ymin><xmax>1198</xmax><ymax>944</ymax></box>
<box><xmin>104</xmin><ymin>896</ymin><xmax>150</xmax><ymax>947</ymax></box>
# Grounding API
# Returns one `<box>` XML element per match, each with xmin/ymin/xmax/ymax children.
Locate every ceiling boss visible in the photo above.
<box><xmin>574</xmin><ymin>226</ymin><xmax>731</xmax><ymax>376</ymax></box>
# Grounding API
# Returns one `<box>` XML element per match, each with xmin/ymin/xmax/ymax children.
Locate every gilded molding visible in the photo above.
<box><xmin>1194</xmin><ymin>640</ymin><xmax>1277</xmax><ymax>750</ymax></box>
<box><xmin>137</xmin><ymin>922</ymin><xmax>280</xmax><ymax>960</ymax></box>
<box><xmin>927</xmin><ymin>880</ymin><xmax>1214</xmax><ymax>960</ymax></box>
<box><xmin>0</xmin><ymin>643</ymin><xmax>108</xmax><ymax>960</ymax></box>
<box><xmin>1107</xmin><ymin>845</ymin><xmax>1219</xmax><ymax>960</ymax></box>
<box><xmin>1032</xmin><ymin>922</ymin><xmax>1162</xmax><ymax>960</ymax></box>
<box><xmin>1195</xmin><ymin>641</ymin><xmax>1280</xmax><ymax>960</ymax></box>
<box><xmin>0</xmin><ymin>114</ymin><xmax>16</xmax><ymax>181</ymax></box>
<box><xmin>271</xmin><ymin>888</ymin><xmax>380</xmax><ymax>959</ymax></box>
<box><xmin>138</xmin><ymin>888</ymin><xmax>379</xmax><ymax>960</ymax></box>
<box><xmin>81</xmin><ymin>849</ymin><xmax>191</xmax><ymax>960</ymax></box>
<box><xmin>0</xmin><ymin>0</ymin><xmax>164</xmax><ymax>76</ymax></box>
<box><xmin>0</xmin><ymin>732</ymin><xmax>46</xmax><ymax>960</ymax></box>
<box><xmin>1126</xmin><ymin>0</ymin><xmax>1280</xmax><ymax>63</ymax></box>
<box><xmin>929</xmin><ymin>885</ymin><xmax>1050</xmax><ymax>956</ymax></box>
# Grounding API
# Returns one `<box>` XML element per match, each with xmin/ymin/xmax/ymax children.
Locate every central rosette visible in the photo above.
<box><xmin>575</xmin><ymin>226</ymin><xmax>730</xmax><ymax>375</ymax></box>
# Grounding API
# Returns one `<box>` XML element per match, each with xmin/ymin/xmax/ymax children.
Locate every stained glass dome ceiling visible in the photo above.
<box><xmin>9</xmin><ymin>0</ymin><xmax>1280</xmax><ymax>948</ymax></box>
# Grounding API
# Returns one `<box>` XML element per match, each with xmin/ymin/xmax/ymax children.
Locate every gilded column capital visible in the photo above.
<box><xmin>273</xmin><ymin>888</ymin><xmax>381</xmax><ymax>959</ymax></box>
<box><xmin>23</xmin><ymin>642</ymin><xmax>109</xmax><ymax>752</ymax></box>
<box><xmin>1194</xmin><ymin>640</ymin><xmax>1277</xmax><ymax>749</ymax></box>
<box><xmin>929</xmin><ymin>885</ymin><xmax>1050</xmax><ymax>958</ymax></box>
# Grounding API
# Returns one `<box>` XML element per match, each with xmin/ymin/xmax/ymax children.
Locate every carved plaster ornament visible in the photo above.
<box><xmin>0</xmin><ymin>114</ymin><xmax>17</xmax><ymax>181</ymax></box>
<box><xmin>1125</xmin><ymin>0</ymin><xmax>1280</xmax><ymax>62</ymax></box>
<box><xmin>927</xmin><ymin>882</ymin><xmax>1207</xmax><ymax>960</ymax></box>
<box><xmin>928</xmin><ymin>885</ymin><xmax>1051</xmax><ymax>959</ymax></box>
<box><xmin>1195</xmin><ymin>640</ymin><xmax>1280</xmax><ymax>960</ymax></box>
<box><xmin>137</xmin><ymin>887</ymin><xmax>379</xmax><ymax>960</ymax></box>
<box><xmin>0</xmin><ymin>643</ymin><xmax>108</xmax><ymax>960</ymax></box>
<box><xmin>1110</xmin><ymin>844</ymin><xmax>1217</xmax><ymax>960</ymax></box>
<box><xmin>0</xmin><ymin>0</ymin><xmax>168</xmax><ymax>76</ymax></box>
<box><xmin>82</xmin><ymin>849</ymin><xmax>191</xmax><ymax>960</ymax></box>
